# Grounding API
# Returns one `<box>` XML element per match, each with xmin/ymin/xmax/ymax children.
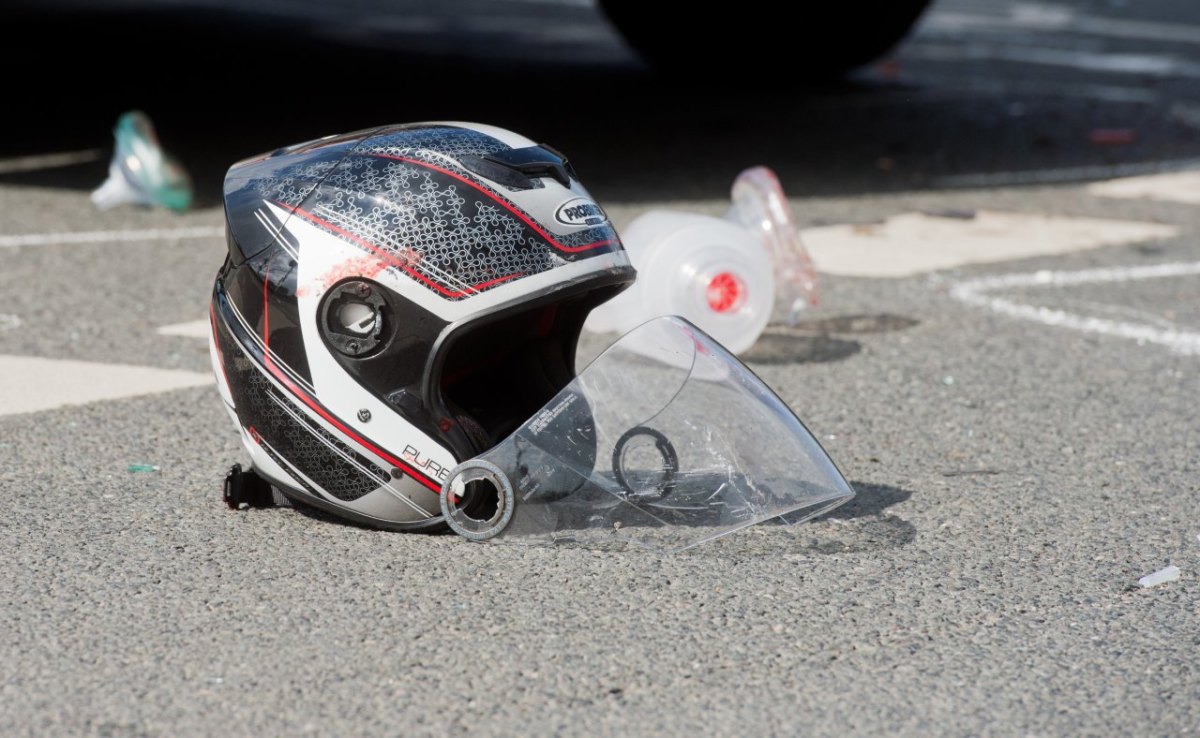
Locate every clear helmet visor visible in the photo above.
<box><xmin>440</xmin><ymin>316</ymin><xmax>854</xmax><ymax>553</ymax></box>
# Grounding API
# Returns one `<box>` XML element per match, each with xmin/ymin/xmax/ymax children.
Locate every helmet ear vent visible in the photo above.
<box><xmin>319</xmin><ymin>279</ymin><xmax>389</xmax><ymax>357</ymax></box>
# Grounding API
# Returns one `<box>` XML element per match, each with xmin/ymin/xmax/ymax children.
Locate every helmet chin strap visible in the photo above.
<box><xmin>224</xmin><ymin>463</ymin><xmax>292</xmax><ymax>510</ymax></box>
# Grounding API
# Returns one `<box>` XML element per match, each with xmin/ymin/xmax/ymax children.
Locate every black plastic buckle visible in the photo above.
<box><xmin>223</xmin><ymin>463</ymin><xmax>277</xmax><ymax>509</ymax></box>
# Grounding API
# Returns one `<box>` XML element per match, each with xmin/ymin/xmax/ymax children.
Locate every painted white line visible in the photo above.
<box><xmin>923</xmin><ymin>7</ymin><xmax>1200</xmax><ymax>45</ymax></box>
<box><xmin>157</xmin><ymin>319</ymin><xmax>211</xmax><ymax>339</ymax></box>
<box><xmin>934</xmin><ymin>158</ymin><xmax>1200</xmax><ymax>189</ymax></box>
<box><xmin>801</xmin><ymin>210</ymin><xmax>1177</xmax><ymax>278</ymax></box>
<box><xmin>951</xmin><ymin>262</ymin><xmax>1200</xmax><ymax>356</ymax></box>
<box><xmin>906</xmin><ymin>42</ymin><xmax>1200</xmax><ymax>79</ymax></box>
<box><xmin>943</xmin><ymin>78</ymin><xmax>1158</xmax><ymax>105</ymax></box>
<box><xmin>0</xmin><ymin>149</ymin><xmax>104</xmax><ymax>175</ymax></box>
<box><xmin>805</xmin><ymin>79</ymin><xmax>1157</xmax><ymax>110</ymax></box>
<box><xmin>1169</xmin><ymin>101</ymin><xmax>1200</xmax><ymax>132</ymax></box>
<box><xmin>504</xmin><ymin>0</ymin><xmax>591</xmax><ymax>6</ymax></box>
<box><xmin>0</xmin><ymin>225</ymin><xmax>224</xmax><ymax>249</ymax></box>
<box><xmin>1088</xmin><ymin>170</ymin><xmax>1200</xmax><ymax>205</ymax></box>
<box><xmin>0</xmin><ymin>355</ymin><xmax>212</xmax><ymax>417</ymax></box>
<box><xmin>1050</xmin><ymin>296</ymin><xmax>1184</xmax><ymax>332</ymax></box>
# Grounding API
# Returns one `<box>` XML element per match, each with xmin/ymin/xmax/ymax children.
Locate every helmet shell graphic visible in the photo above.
<box><xmin>211</xmin><ymin>122</ymin><xmax>634</xmax><ymax>531</ymax></box>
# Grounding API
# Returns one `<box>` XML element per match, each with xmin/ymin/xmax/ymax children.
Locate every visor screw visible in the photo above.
<box><xmin>356</xmin><ymin>283</ymin><xmax>372</xmax><ymax>297</ymax></box>
<box><xmin>357</xmin><ymin>409</ymin><xmax>372</xmax><ymax>423</ymax></box>
<box><xmin>390</xmin><ymin>468</ymin><xmax>404</xmax><ymax>480</ymax></box>
<box><xmin>348</xmin><ymin>340</ymin><xmax>360</xmax><ymax>354</ymax></box>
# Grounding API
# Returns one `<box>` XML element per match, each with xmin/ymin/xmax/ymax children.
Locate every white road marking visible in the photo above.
<box><xmin>941</xmin><ymin>78</ymin><xmax>1158</xmax><ymax>105</ymax></box>
<box><xmin>504</xmin><ymin>0</ymin><xmax>591</xmax><ymax>6</ymax></box>
<box><xmin>157</xmin><ymin>319</ymin><xmax>211</xmax><ymax>339</ymax></box>
<box><xmin>922</xmin><ymin>5</ymin><xmax>1200</xmax><ymax>46</ymax></box>
<box><xmin>907</xmin><ymin>42</ymin><xmax>1200</xmax><ymax>79</ymax></box>
<box><xmin>1088</xmin><ymin>170</ymin><xmax>1200</xmax><ymax>205</ymax></box>
<box><xmin>934</xmin><ymin>158</ymin><xmax>1200</xmax><ymax>189</ymax></box>
<box><xmin>0</xmin><ymin>149</ymin><xmax>104</xmax><ymax>175</ymax></box>
<box><xmin>1049</xmin><ymin>296</ymin><xmax>1185</xmax><ymax>331</ymax></box>
<box><xmin>1169</xmin><ymin>101</ymin><xmax>1200</xmax><ymax>132</ymax></box>
<box><xmin>951</xmin><ymin>262</ymin><xmax>1200</xmax><ymax>356</ymax></box>
<box><xmin>0</xmin><ymin>355</ymin><xmax>212</xmax><ymax>417</ymax></box>
<box><xmin>802</xmin><ymin>210</ymin><xmax>1177</xmax><ymax>278</ymax></box>
<box><xmin>803</xmin><ymin>78</ymin><xmax>1158</xmax><ymax>110</ymax></box>
<box><xmin>0</xmin><ymin>225</ymin><xmax>223</xmax><ymax>249</ymax></box>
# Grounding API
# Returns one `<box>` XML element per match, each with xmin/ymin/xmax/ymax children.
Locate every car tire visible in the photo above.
<box><xmin>599</xmin><ymin>1</ymin><xmax>930</xmax><ymax>77</ymax></box>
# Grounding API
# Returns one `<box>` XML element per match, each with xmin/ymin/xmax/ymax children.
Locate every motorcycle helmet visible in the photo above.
<box><xmin>211</xmin><ymin>122</ymin><xmax>633</xmax><ymax>531</ymax></box>
<box><xmin>212</xmin><ymin>122</ymin><xmax>855</xmax><ymax>551</ymax></box>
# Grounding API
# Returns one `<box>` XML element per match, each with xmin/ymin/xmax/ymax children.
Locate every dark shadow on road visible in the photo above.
<box><xmin>742</xmin><ymin>333</ymin><xmax>862</xmax><ymax>365</ymax></box>
<box><xmin>279</xmin><ymin>497</ymin><xmax>446</xmax><ymax>536</ymax></box>
<box><xmin>275</xmin><ymin>478</ymin><xmax>918</xmax><ymax>555</ymax></box>
<box><xmin>741</xmin><ymin>314</ymin><xmax>919</xmax><ymax>364</ymax></box>
<box><xmin>822</xmin><ymin>481</ymin><xmax>913</xmax><ymax>519</ymax></box>
<box><xmin>794</xmin><ymin>313</ymin><xmax>921</xmax><ymax>335</ymax></box>
<box><xmin>672</xmin><ymin>481</ymin><xmax>917</xmax><ymax>557</ymax></box>
<box><xmin>759</xmin><ymin>482</ymin><xmax>917</xmax><ymax>555</ymax></box>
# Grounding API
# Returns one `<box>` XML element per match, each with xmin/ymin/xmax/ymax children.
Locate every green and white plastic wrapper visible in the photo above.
<box><xmin>91</xmin><ymin>111</ymin><xmax>192</xmax><ymax>212</ymax></box>
<box><xmin>440</xmin><ymin>316</ymin><xmax>854</xmax><ymax>553</ymax></box>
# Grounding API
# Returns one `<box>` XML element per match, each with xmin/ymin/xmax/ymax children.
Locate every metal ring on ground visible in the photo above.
<box><xmin>611</xmin><ymin>426</ymin><xmax>679</xmax><ymax>501</ymax></box>
<box><xmin>440</xmin><ymin>459</ymin><xmax>515</xmax><ymax>541</ymax></box>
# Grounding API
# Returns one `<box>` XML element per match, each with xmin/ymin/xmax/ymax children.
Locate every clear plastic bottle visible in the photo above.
<box><xmin>586</xmin><ymin>166</ymin><xmax>817</xmax><ymax>354</ymax></box>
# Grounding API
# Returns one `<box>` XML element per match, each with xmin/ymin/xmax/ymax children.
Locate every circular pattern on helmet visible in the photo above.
<box><xmin>440</xmin><ymin>460</ymin><xmax>515</xmax><ymax>541</ymax></box>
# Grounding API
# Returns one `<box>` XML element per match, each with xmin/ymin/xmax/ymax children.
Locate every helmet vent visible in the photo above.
<box><xmin>338</xmin><ymin>302</ymin><xmax>378</xmax><ymax>335</ymax></box>
<box><xmin>319</xmin><ymin>279</ymin><xmax>388</xmax><ymax>357</ymax></box>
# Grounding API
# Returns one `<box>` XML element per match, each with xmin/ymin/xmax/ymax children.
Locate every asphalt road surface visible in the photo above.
<box><xmin>2</xmin><ymin>0</ymin><xmax>1199</xmax><ymax>735</ymax></box>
